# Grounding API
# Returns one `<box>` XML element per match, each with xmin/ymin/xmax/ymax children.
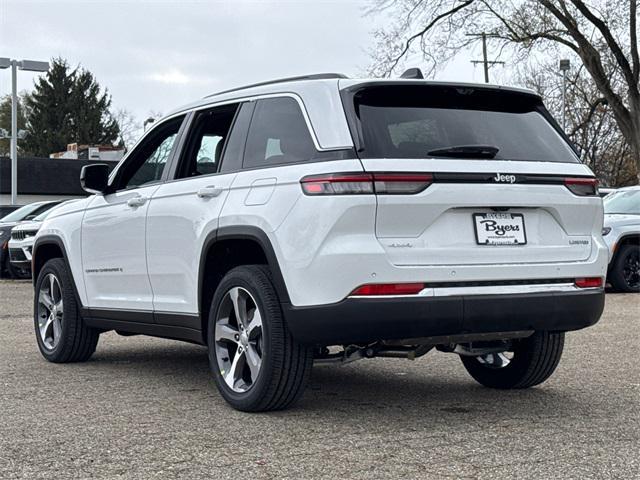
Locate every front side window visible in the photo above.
<box><xmin>176</xmin><ymin>104</ymin><xmax>239</xmax><ymax>178</ymax></box>
<box><xmin>243</xmin><ymin>97</ymin><xmax>317</xmax><ymax>168</ymax></box>
<box><xmin>353</xmin><ymin>85</ymin><xmax>578</xmax><ymax>163</ymax></box>
<box><xmin>115</xmin><ymin>116</ymin><xmax>185</xmax><ymax>190</ymax></box>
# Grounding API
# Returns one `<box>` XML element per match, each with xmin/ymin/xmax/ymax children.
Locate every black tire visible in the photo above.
<box><xmin>609</xmin><ymin>244</ymin><xmax>640</xmax><ymax>293</ymax></box>
<box><xmin>460</xmin><ymin>331</ymin><xmax>564</xmax><ymax>389</ymax></box>
<box><xmin>207</xmin><ymin>265</ymin><xmax>313</xmax><ymax>412</ymax></box>
<box><xmin>3</xmin><ymin>254</ymin><xmax>27</xmax><ymax>279</ymax></box>
<box><xmin>34</xmin><ymin>258</ymin><xmax>99</xmax><ymax>363</ymax></box>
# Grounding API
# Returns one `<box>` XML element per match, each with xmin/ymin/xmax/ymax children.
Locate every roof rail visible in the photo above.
<box><xmin>204</xmin><ymin>73</ymin><xmax>348</xmax><ymax>98</ymax></box>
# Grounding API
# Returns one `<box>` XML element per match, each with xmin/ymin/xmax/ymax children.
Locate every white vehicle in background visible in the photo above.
<box><xmin>0</xmin><ymin>201</ymin><xmax>63</xmax><ymax>278</ymax></box>
<box><xmin>9</xmin><ymin>205</ymin><xmax>69</xmax><ymax>278</ymax></box>
<box><xmin>602</xmin><ymin>186</ymin><xmax>640</xmax><ymax>292</ymax></box>
<box><xmin>598</xmin><ymin>187</ymin><xmax>617</xmax><ymax>198</ymax></box>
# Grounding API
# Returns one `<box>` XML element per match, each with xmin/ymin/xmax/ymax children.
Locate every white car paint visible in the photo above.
<box><xmin>602</xmin><ymin>186</ymin><xmax>640</xmax><ymax>263</ymax></box>
<box><xmin>34</xmin><ymin>77</ymin><xmax>608</xmax><ymax>315</ymax></box>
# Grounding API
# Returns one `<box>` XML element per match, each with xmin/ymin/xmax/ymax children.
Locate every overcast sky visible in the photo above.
<box><xmin>1</xmin><ymin>0</ymin><xmax>489</xmax><ymax>122</ymax></box>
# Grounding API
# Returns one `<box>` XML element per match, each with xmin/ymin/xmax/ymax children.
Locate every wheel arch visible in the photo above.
<box><xmin>198</xmin><ymin>226</ymin><xmax>291</xmax><ymax>343</ymax></box>
<box><xmin>32</xmin><ymin>235</ymin><xmax>67</xmax><ymax>286</ymax></box>
<box><xmin>610</xmin><ymin>233</ymin><xmax>640</xmax><ymax>267</ymax></box>
<box><xmin>32</xmin><ymin>235</ymin><xmax>86</xmax><ymax>308</ymax></box>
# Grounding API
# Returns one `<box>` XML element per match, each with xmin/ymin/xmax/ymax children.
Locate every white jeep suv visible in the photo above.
<box><xmin>32</xmin><ymin>74</ymin><xmax>607</xmax><ymax>411</ymax></box>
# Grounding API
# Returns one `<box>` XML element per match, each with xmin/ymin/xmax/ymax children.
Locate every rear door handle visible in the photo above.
<box><xmin>127</xmin><ymin>196</ymin><xmax>147</xmax><ymax>208</ymax></box>
<box><xmin>197</xmin><ymin>186</ymin><xmax>222</xmax><ymax>198</ymax></box>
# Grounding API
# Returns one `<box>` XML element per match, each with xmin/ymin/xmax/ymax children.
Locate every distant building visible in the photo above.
<box><xmin>50</xmin><ymin>143</ymin><xmax>125</xmax><ymax>162</ymax></box>
<box><xmin>0</xmin><ymin>156</ymin><xmax>118</xmax><ymax>205</ymax></box>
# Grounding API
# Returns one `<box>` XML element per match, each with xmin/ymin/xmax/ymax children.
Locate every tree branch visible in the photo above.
<box><xmin>569</xmin><ymin>97</ymin><xmax>607</xmax><ymax>137</ymax></box>
<box><xmin>569</xmin><ymin>0</ymin><xmax>636</xmax><ymax>89</ymax></box>
<box><xmin>631</xmin><ymin>0</ymin><xmax>639</xmax><ymax>83</ymax></box>
<box><xmin>540</xmin><ymin>0</ymin><xmax>632</xmax><ymax>133</ymax></box>
<box><xmin>385</xmin><ymin>0</ymin><xmax>476</xmax><ymax>76</ymax></box>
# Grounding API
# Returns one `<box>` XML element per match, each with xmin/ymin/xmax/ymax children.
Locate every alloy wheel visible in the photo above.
<box><xmin>623</xmin><ymin>250</ymin><xmax>640</xmax><ymax>289</ymax></box>
<box><xmin>475</xmin><ymin>351</ymin><xmax>514</xmax><ymax>369</ymax></box>
<box><xmin>214</xmin><ymin>287</ymin><xmax>264</xmax><ymax>393</ymax></box>
<box><xmin>37</xmin><ymin>273</ymin><xmax>64</xmax><ymax>350</ymax></box>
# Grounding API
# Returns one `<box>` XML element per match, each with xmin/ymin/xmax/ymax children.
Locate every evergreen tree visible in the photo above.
<box><xmin>23</xmin><ymin>58</ymin><xmax>120</xmax><ymax>157</ymax></box>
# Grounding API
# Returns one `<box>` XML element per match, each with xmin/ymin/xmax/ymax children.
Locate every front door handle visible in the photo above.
<box><xmin>127</xmin><ymin>196</ymin><xmax>147</xmax><ymax>208</ymax></box>
<box><xmin>197</xmin><ymin>186</ymin><xmax>222</xmax><ymax>198</ymax></box>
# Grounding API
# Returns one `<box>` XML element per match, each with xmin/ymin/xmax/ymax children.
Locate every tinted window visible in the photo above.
<box><xmin>117</xmin><ymin>116</ymin><xmax>184</xmax><ymax>190</ymax></box>
<box><xmin>176</xmin><ymin>104</ymin><xmax>239</xmax><ymax>179</ymax></box>
<box><xmin>220</xmin><ymin>102</ymin><xmax>255</xmax><ymax>173</ymax></box>
<box><xmin>353</xmin><ymin>85</ymin><xmax>578</xmax><ymax>163</ymax></box>
<box><xmin>244</xmin><ymin>97</ymin><xmax>316</xmax><ymax>168</ymax></box>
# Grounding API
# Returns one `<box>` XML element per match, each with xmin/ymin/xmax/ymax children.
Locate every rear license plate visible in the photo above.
<box><xmin>473</xmin><ymin>213</ymin><xmax>527</xmax><ymax>245</ymax></box>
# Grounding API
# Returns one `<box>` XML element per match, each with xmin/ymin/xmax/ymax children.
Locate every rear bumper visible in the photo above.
<box><xmin>283</xmin><ymin>289</ymin><xmax>604</xmax><ymax>345</ymax></box>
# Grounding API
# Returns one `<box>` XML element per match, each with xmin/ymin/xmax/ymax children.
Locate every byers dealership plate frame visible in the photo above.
<box><xmin>473</xmin><ymin>213</ymin><xmax>527</xmax><ymax>245</ymax></box>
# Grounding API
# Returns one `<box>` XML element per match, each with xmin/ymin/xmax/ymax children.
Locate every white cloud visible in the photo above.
<box><xmin>148</xmin><ymin>69</ymin><xmax>191</xmax><ymax>85</ymax></box>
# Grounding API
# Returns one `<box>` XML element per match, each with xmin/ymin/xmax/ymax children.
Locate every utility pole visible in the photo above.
<box><xmin>0</xmin><ymin>58</ymin><xmax>49</xmax><ymax>205</ymax></box>
<box><xmin>466</xmin><ymin>32</ymin><xmax>505</xmax><ymax>83</ymax></box>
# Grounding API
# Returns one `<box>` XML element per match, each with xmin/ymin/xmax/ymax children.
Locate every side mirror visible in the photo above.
<box><xmin>80</xmin><ymin>164</ymin><xmax>110</xmax><ymax>194</ymax></box>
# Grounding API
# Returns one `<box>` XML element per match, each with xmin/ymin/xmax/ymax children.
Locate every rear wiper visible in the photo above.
<box><xmin>427</xmin><ymin>145</ymin><xmax>500</xmax><ymax>159</ymax></box>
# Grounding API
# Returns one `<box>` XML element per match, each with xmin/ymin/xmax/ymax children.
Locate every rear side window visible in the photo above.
<box><xmin>243</xmin><ymin>97</ymin><xmax>317</xmax><ymax>168</ymax></box>
<box><xmin>352</xmin><ymin>85</ymin><xmax>578</xmax><ymax>163</ymax></box>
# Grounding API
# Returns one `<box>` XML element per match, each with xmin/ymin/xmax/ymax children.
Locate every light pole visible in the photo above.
<box><xmin>0</xmin><ymin>58</ymin><xmax>49</xmax><ymax>205</ymax></box>
<box><xmin>559</xmin><ymin>59</ymin><xmax>571</xmax><ymax>131</ymax></box>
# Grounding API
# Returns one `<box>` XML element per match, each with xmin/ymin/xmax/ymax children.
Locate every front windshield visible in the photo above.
<box><xmin>604</xmin><ymin>189</ymin><xmax>640</xmax><ymax>215</ymax></box>
<box><xmin>0</xmin><ymin>203</ymin><xmax>47</xmax><ymax>223</ymax></box>
<box><xmin>33</xmin><ymin>206</ymin><xmax>60</xmax><ymax>222</ymax></box>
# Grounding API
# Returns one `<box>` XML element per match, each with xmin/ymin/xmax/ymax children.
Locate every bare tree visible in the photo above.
<box><xmin>368</xmin><ymin>0</ymin><xmax>640</xmax><ymax>179</ymax></box>
<box><xmin>112</xmin><ymin>108</ymin><xmax>142</xmax><ymax>151</ymax></box>
<box><xmin>517</xmin><ymin>60</ymin><xmax>637</xmax><ymax>186</ymax></box>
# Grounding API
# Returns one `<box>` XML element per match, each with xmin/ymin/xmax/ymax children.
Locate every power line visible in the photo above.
<box><xmin>465</xmin><ymin>32</ymin><xmax>505</xmax><ymax>83</ymax></box>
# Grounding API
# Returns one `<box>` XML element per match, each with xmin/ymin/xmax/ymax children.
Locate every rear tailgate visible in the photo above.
<box><xmin>362</xmin><ymin>158</ymin><xmax>600</xmax><ymax>266</ymax></box>
<box><xmin>344</xmin><ymin>83</ymin><xmax>602</xmax><ymax>267</ymax></box>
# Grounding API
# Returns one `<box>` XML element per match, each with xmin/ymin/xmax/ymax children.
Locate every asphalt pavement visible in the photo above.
<box><xmin>1</xmin><ymin>279</ymin><xmax>639</xmax><ymax>479</ymax></box>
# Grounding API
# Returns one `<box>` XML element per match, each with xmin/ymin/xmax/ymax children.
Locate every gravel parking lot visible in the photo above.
<box><xmin>1</xmin><ymin>279</ymin><xmax>638</xmax><ymax>479</ymax></box>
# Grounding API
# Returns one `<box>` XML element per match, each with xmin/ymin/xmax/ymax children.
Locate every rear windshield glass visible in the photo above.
<box><xmin>352</xmin><ymin>85</ymin><xmax>578</xmax><ymax>163</ymax></box>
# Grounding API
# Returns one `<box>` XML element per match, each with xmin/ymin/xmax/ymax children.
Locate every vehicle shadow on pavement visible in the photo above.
<box><xmin>85</xmin><ymin>338</ymin><xmax>589</xmax><ymax>425</ymax></box>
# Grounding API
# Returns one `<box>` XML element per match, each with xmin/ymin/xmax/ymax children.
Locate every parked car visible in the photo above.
<box><xmin>0</xmin><ymin>201</ymin><xmax>63</xmax><ymax>278</ymax></box>
<box><xmin>8</xmin><ymin>205</ymin><xmax>68</xmax><ymax>278</ymax></box>
<box><xmin>602</xmin><ymin>186</ymin><xmax>640</xmax><ymax>292</ymax></box>
<box><xmin>30</xmin><ymin>74</ymin><xmax>606</xmax><ymax>412</ymax></box>
<box><xmin>0</xmin><ymin>205</ymin><xmax>22</xmax><ymax>218</ymax></box>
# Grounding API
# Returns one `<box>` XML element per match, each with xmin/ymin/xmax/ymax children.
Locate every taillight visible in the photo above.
<box><xmin>575</xmin><ymin>277</ymin><xmax>603</xmax><ymax>288</ymax></box>
<box><xmin>350</xmin><ymin>283</ymin><xmax>425</xmax><ymax>296</ymax></box>
<box><xmin>301</xmin><ymin>173</ymin><xmax>432</xmax><ymax>195</ymax></box>
<box><xmin>300</xmin><ymin>173</ymin><xmax>374</xmax><ymax>195</ymax></box>
<box><xmin>565</xmin><ymin>177</ymin><xmax>598</xmax><ymax>196</ymax></box>
<box><xmin>373</xmin><ymin>173</ymin><xmax>433</xmax><ymax>194</ymax></box>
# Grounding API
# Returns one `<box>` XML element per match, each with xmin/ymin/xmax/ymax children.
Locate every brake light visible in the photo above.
<box><xmin>374</xmin><ymin>173</ymin><xmax>433</xmax><ymax>194</ymax></box>
<box><xmin>300</xmin><ymin>173</ymin><xmax>373</xmax><ymax>195</ymax></box>
<box><xmin>301</xmin><ymin>173</ymin><xmax>432</xmax><ymax>195</ymax></box>
<box><xmin>575</xmin><ymin>277</ymin><xmax>603</xmax><ymax>288</ymax></box>
<box><xmin>350</xmin><ymin>283</ymin><xmax>425</xmax><ymax>296</ymax></box>
<box><xmin>565</xmin><ymin>177</ymin><xmax>598</xmax><ymax>196</ymax></box>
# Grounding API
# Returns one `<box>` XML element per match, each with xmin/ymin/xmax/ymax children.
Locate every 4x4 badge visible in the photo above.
<box><xmin>493</xmin><ymin>173</ymin><xmax>516</xmax><ymax>183</ymax></box>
